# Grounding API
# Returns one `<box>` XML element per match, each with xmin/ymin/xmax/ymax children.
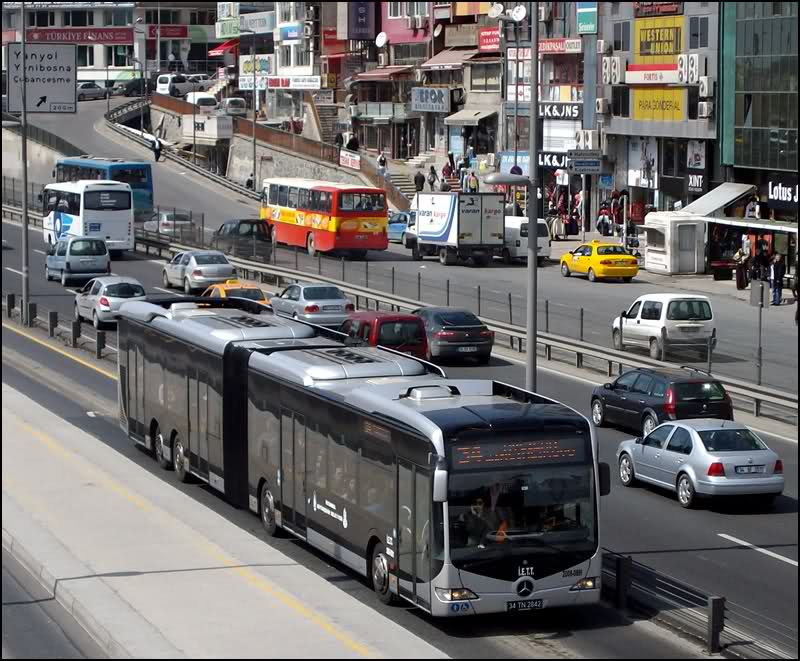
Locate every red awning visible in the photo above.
<box><xmin>355</xmin><ymin>65</ymin><xmax>413</xmax><ymax>81</ymax></box>
<box><xmin>208</xmin><ymin>38</ymin><xmax>239</xmax><ymax>57</ymax></box>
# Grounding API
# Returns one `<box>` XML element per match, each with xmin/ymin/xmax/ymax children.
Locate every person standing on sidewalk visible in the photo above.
<box><xmin>770</xmin><ymin>254</ymin><xmax>786</xmax><ymax>305</ymax></box>
<box><xmin>414</xmin><ymin>170</ymin><xmax>426</xmax><ymax>193</ymax></box>
<box><xmin>377</xmin><ymin>151</ymin><xmax>388</xmax><ymax>179</ymax></box>
<box><xmin>334</xmin><ymin>132</ymin><xmax>344</xmax><ymax>149</ymax></box>
<box><xmin>427</xmin><ymin>165</ymin><xmax>439</xmax><ymax>192</ymax></box>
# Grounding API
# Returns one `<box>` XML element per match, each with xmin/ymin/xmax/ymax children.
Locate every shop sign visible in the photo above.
<box><xmin>539</xmin><ymin>151</ymin><xmax>569</xmax><ymax>169</ymax></box>
<box><xmin>634</xmin><ymin>2</ymin><xmax>684</xmax><ymax>18</ymax></box>
<box><xmin>577</xmin><ymin>2</ymin><xmax>598</xmax><ymax>35</ymax></box>
<box><xmin>539</xmin><ymin>102</ymin><xmax>582</xmax><ymax>120</ymax></box>
<box><xmin>764</xmin><ymin>174</ymin><xmax>799</xmax><ymax>211</ymax></box>
<box><xmin>686</xmin><ymin>140</ymin><xmax>706</xmax><ymax>170</ymax></box>
<box><xmin>598</xmin><ymin>174</ymin><xmax>614</xmax><ymax>189</ymax></box>
<box><xmin>239</xmin><ymin>54</ymin><xmax>272</xmax><ymax>90</ymax></box>
<box><xmin>267</xmin><ymin>76</ymin><xmax>321</xmax><ymax>90</ymax></box>
<box><xmin>686</xmin><ymin>173</ymin><xmax>706</xmax><ymax>195</ymax></box>
<box><xmin>348</xmin><ymin>1</ymin><xmax>376</xmax><ymax>40</ymax></box>
<box><xmin>217</xmin><ymin>3</ymin><xmax>240</xmax><ymax>20</ymax></box>
<box><xmin>638</xmin><ymin>26</ymin><xmax>681</xmax><ymax>56</ymax></box>
<box><xmin>280</xmin><ymin>23</ymin><xmax>303</xmax><ymax>43</ymax></box>
<box><xmin>411</xmin><ymin>87</ymin><xmax>450</xmax><ymax>113</ymax></box>
<box><xmin>627</xmin><ymin>136</ymin><xmax>658</xmax><ymax>189</ymax></box>
<box><xmin>215</xmin><ymin>18</ymin><xmax>239</xmax><ymax>39</ymax></box>
<box><xmin>539</xmin><ymin>38</ymin><xmax>582</xmax><ymax>54</ymax></box>
<box><xmin>339</xmin><ymin>149</ymin><xmax>361</xmax><ymax>171</ymax></box>
<box><xmin>240</xmin><ymin>11</ymin><xmax>274</xmax><ymax>35</ymax></box>
<box><xmin>313</xmin><ymin>89</ymin><xmax>335</xmax><ymax>104</ymax></box>
<box><xmin>625</xmin><ymin>64</ymin><xmax>680</xmax><ymax>84</ymax></box>
<box><xmin>27</xmin><ymin>27</ymin><xmax>132</xmax><ymax>44</ymax></box>
<box><xmin>478</xmin><ymin>27</ymin><xmax>500</xmax><ymax>52</ymax></box>
<box><xmin>148</xmin><ymin>25</ymin><xmax>188</xmax><ymax>40</ymax></box>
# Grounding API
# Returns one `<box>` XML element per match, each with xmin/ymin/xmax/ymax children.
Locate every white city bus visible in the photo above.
<box><xmin>117</xmin><ymin>296</ymin><xmax>611</xmax><ymax>617</ymax></box>
<box><xmin>42</xmin><ymin>180</ymin><xmax>134</xmax><ymax>255</ymax></box>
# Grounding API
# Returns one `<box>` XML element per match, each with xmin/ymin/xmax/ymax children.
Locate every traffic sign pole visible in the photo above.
<box><xmin>20</xmin><ymin>3</ymin><xmax>30</xmax><ymax>326</ymax></box>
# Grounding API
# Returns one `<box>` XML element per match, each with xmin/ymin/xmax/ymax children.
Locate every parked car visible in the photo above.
<box><xmin>560</xmin><ymin>240</ymin><xmax>639</xmax><ymax>282</ymax></box>
<box><xmin>339</xmin><ymin>311</ymin><xmax>428</xmax><ymax>359</ymax></box>
<box><xmin>270</xmin><ymin>284</ymin><xmax>354</xmax><ymax>327</ymax></box>
<box><xmin>161</xmin><ymin>250</ymin><xmax>236</xmax><ymax>294</ymax></box>
<box><xmin>186</xmin><ymin>73</ymin><xmax>214</xmax><ymax>91</ymax></box>
<box><xmin>201</xmin><ymin>279</ymin><xmax>267</xmax><ymax>302</ymax></box>
<box><xmin>212</xmin><ymin>219</ymin><xmax>270</xmax><ymax>258</ymax></box>
<box><xmin>123</xmin><ymin>77</ymin><xmax>155</xmax><ymax>96</ymax></box>
<box><xmin>591</xmin><ymin>366</ymin><xmax>734</xmax><ymax>437</ymax></box>
<box><xmin>45</xmin><ymin>237</ymin><xmax>110</xmax><ymax>286</ymax></box>
<box><xmin>73</xmin><ymin>276</ymin><xmax>146</xmax><ymax>329</ymax></box>
<box><xmin>411</xmin><ymin>307</ymin><xmax>494</xmax><ymax>364</ymax></box>
<box><xmin>616</xmin><ymin>419</ymin><xmax>784</xmax><ymax>509</ymax></box>
<box><xmin>221</xmin><ymin>97</ymin><xmax>247</xmax><ymax>116</ymax></box>
<box><xmin>155</xmin><ymin>73</ymin><xmax>194</xmax><ymax>97</ymax></box>
<box><xmin>76</xmin><ymin>81</ymin><xmax>108</xmax><ymax>101</ymax></box>
<box><xmin>184</xmin><ymin>91</ymin><xmax>219</xmax><ymax>113</ymax></box>
<box><xmin>613</xmin><ymin>294</ymin><xmax>716</xmax><ymax>360</ymax></box>
<box><xmin>387</xmin><ymin>211</ymin><xmax>415</xmax><ymax>243</ymax></box>
<box><xmin>143</xmin><ymin>210</ymin><xmax>201</xmax><ymax>242</ymax></box>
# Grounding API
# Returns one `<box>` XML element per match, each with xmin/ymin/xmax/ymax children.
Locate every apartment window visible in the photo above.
<box><xmin>2</xmin><ymin>12</ymin><xmax>17</xmax><ymax>29</ymax></box>
<box><xmin>613</xmin><ymin>22</ymin><xmax>630</xmax><ymax>51</ymax></box>
<box><xmin>190</xmin><ymin>10</ymin><xmax>217</xmax><ymax>25</ymax></box>
<box><xmin>145</xmin><ymin>9</ymin><xmax>180</xmax><ymax>24</ymax></box>
<box><xmin>388</xmin><ymin>1</ymin><xmax>404</xmax><ymax>18</ymax></box>
<box><xmin>690</xmin><ymin>16</ymin><xmax>709</xmax><ymax>49</ymax></box>
<box><xmin>280</xmin><ymin>3</ymin><xmax>293</xmax><ymax>23</ymax></box>
<box><xmin>662</xmin><ymin>138</ymin><xmax>676</xmax><ymax>176</ymax></box>
<box><xmin>64</xmin><ymin>10</ymin><xmax>94</xmax><ymax>27</ymax></box>
<box><xmin>27</xmin><ymin>11</ymin><xmax>55</xmax><ymax>27</ymax></box>
<box><xmin>77</xmin><ymin>45</ymin><xmax>95</xmax><ymax>68</ymax></box>
<box><xmin>688</xmin><ymin>85</ymin><xmax>699</xmax><ymax>119</ymax></box>
<box><xmin>612</xmin><ymin>86</ymin><xmax>629</xmax><ymax>117</ymax></box>
<box><xmin>410</xmin><ymin>1</ymin><xmax>429</xmax><ymax>16</ymax></box>
<box><xmin>295</xmin><ymin>46</ymin><xmax>310</xmax><ymax>67</ymax></box>
<box><xmin>393</xmin><ymin>43</ymin><xmax>428</xmax><ymax>66</ymax></box>
<box><xmin>279</xmin><ymin>45</ymin><xmax>292</xmax><ymax>68</ymax></box>
<box><xmin>471</xmin><ymin>63</ymin><xmax>501</xmax><ymax>92</ymax></box>
<box><xmin>103</xmin><ymin>9</ymin><xmax>132</xmax><ymax>26</ymax></box>
<box><xmin>106</xmin><ymin>45</ymin><xmax>134</xmax><ymax>68</ymax></box>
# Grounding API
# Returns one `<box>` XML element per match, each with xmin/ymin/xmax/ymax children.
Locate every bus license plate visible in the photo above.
<box><xmin>507</xmin><ymin>599</ymin><xmax>543</xmax><ymax>612</ymax></box>
<box><xmin>735</xmin><ymin>465</ymin><xmax>765</xmax><ymax>474</ymax></box>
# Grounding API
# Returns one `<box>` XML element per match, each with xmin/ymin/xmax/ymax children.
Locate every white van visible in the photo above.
<box><xmin>221</xmin><ymin>97</ymin><xmax>247</xmax><ymax>116</ymax></box>
<box><xmin>501</xmin><ymin>216</ymin><xmax>551</xmax><ymax>264</ymax></box>
<box><xmin>184</xmin><ymin>91</ymin><xmax>219</xmax><ymax>113</ymax></box>
<box><xmin>155</xmin><ymin>74</ymin><xmax>194</xmax><ymax>97</ymax></box>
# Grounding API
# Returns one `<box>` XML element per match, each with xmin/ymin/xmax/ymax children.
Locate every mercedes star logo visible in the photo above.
<box><xmin>516</xmin><ymin>578</ymin><xmax>534</xmax><ymax>598</ymax></box>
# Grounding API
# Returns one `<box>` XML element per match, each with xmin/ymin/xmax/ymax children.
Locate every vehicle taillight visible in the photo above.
<box><xmin>774</xmin><ymin>460</ymin><xmax>783</xmax><ymax>474</ymax></box>
<box><xmin>599</xmin><ymin>259</ymin><xmax>614</xmax><ymax>265</ymax></box>
<box><xmin>345</xmin><ymin>303</ymin><xmax>355</xmax><ymax>312</ymax></box>
<box><xmin>192</xmin><ymin>269</ymin><xmax>203</xmax><ymax>277</ymax></box>
<box><xmin>304</xmin><ymin>304</ymin><xmax>320</xmax><ymax>313</ymax></box>
<box><xmin>480</xmin><ymin>329</ymin><xmax>494</xmax><ymax>337</ymax></box>
<box><xmin>99</xmin><ymin>296</ymin><xmax>110</xmax><ymax>308</ymax></box>
<box><xmin>435</xmin><ymin>330</ymin><xmax>456</xmax><ymax>338</ymax></box>
<box><xmin>707</xmin><ymin>462</ymin><xmax>725</xmax><ymax>477</ymax></box>
<box><xmin>664</xmin><ymin>386</ymin><xmax>676</xmax><ymax>417</ymax></box>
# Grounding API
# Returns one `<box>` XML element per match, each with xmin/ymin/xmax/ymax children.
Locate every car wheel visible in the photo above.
<box><xmin>154</xmin><ymin>425</ymin><xmax>171</xmax><ymax>470</ymax></box>
<box><xmin>591</xmin><ymin>399</ymin><xmax>606</xmax><ymax>427</ymax></box>
<box><xmin>561</xmin><ymin>263</ymin><xmax>570</xmax><ymax>277</ymax></box>
<box><xmin>588</xmin><ymin>268</ymin><xmax>597</xmax><ymax>282</ymax></box>
<box><xmin>502</xmin><ymin>248</ymin><xmax>512</xmax><ymax>265</ymax></box>
<box><xmin>649</xmin><ymin>338</ymin><xmax>662</xmax><ymax>360</ymax></box>
<box><xmin>677</xmin><ymin>473</ymin><xmax>697</xmax><ymax>509</ymax></box>
<box><xmin>45</xmin><ymin>265</ymin><xmax>52</xmax><ymax>281</ymax></box>
<box><xmin>184</xmin><ymin>278</ymin><xmax>193</xmax><ymax>295</ymax></box>
<box><xmin>78</xmin><ymin>94</ymin><xmax>84</xmax><ymax>101</ymax></box>
<box><xmin>411</xmin><ymin>244</ymin><xmax>422</xmax><ymax>261</ymax></box>
<box><xmin>619</xmin><ymin>453</ymin><xmax>636</xmax><ymax>487</ymax></box>
<box><xmin>74</xmin><ymin>303</ymin><xmax>82</xmax><ymax>323</ymax></box>
<box><xmin>260</xmin><ymin>482</ymin><xmax>279</xmax><ymax>537</ymax></box>
<box><xmin>623</xmin><ymin>277</ymin><xmax>633</xmax><ymax>283</ymax></box>
<box><xmin>370</xmin><ymin>543</ymin><xmax>396</xmax><ymax>605</ymax></box>
<box><xmin>642</xmin><ymin>414</ymin><xmax>658</xmax><ymax>437</ymax></box>
<box><xmin>306</xmin><ymin>233</ymin><xmax>316</xmax><ymax>258</ymax></box>
<box><xmin>92</xmin><ymin>311</ymin><xmax>102</xmax><ymax>330</ymax></box>
<box><xmin>613</xmin><ymin>329</ymin><xmax>624</xmax><ymax>351</ymax></box>
<box><xmin>173</xmin><ymin>435</ymin><xmax>190</xmax><ymax>483</ymax></box>
<box><xmin>61</xmin><ymin>270</ymin><xmax>68</xmax><ymax>286</ymax></box>
<box><xmin>162</xmin><ymin>271</ymin><xmax>170</xmax><ymax>288</ymax></box>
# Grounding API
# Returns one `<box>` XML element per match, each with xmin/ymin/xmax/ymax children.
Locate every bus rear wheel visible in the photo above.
<box><xmin>370</xmin><ymin>543</ymin><xmax>396</xmax><ymax>605</ymax></box>
<box><xmin>260</xmin><ymin>482</ymin><xmax>279</xmax><ymax>537</ymax></box>
<box><xmin>154</xmin><ymin>425</ymin><xmax>171</xmax><ymax>470</ymax></box>
<box><xmin>173</xmin><ymin>435</ymin><xmax>190</xmax><ymax>483</ymax></box>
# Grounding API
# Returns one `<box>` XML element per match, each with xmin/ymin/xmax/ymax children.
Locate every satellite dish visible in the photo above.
<box><xmin>433</xmin><ymin>23</ymin><xmax>443</xmax><ymax>38</ymax></box>
<box><xmin>511</xmin><ymin>4</ymin><xmax>528</xmax><ymax>22</ymax></box>
<box><xmin>488</xmin><ymin>3</ymin><xmax>505</xmax><ymax>19</ymax></box>
<box><xmin>375</xmin><ymin>32</ymin><xmax>388</xmax><ymax>48</ymax></box>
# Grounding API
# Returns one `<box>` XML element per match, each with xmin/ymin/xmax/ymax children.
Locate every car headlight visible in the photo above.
<box><xmin>434</xmin><ymin>587</ymin><xmax>478</xmax><ymax>602</ymax></box>
<box><xmin>570</xmin><ymin>577</ymin><xmax>598</xmax><ymax>591</ymax></box>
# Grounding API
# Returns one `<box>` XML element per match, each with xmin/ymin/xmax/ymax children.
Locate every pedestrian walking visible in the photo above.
<box><xmin>439</xmin><ymin>179</ymin><xmax>451</xmax><ymax>192</ymax></box>
<box><xmin>770</xmin><ymin>254</ymin><xmax>786</xmax><ymax>305</ymax></box>
<box><xmin>414</xmin><ymin>170</ymin><xmax>426</xmax><ymax>193</ymax></box>
<box><xmin>150</xmin><ymin>136</ymin><xmax>162</xmax><ymax>162</ymax></box>
<box><xmin>427</xmin><ymin>165</ymin><xmax>439</xmax><ymax>192</ymax></box>
<box><xmin>733</xmin><ymin>247</ymin><xmax>749</xmax><ymax>290</ymax></box>
<box><xmin>377</xmin><ymin>150</ymin><xmax>388</xmax><ymax>178</ymax></box>
<box><xmin>245</xmin><ymin>172</ymin><xmax>254</xmax><ymax>190</ymax></box>
<box><xmin>466</xmin><ymin>170</ymin><xmax>480</xmax><ymax>193</ymax></box>
<box><xmin>442</xmin><ymin>161</ymin><xmax>453</xmax><ymax>179</ymax></box>
<box><xmin>334</xmin><ymin>132</ymin><xmax>344</xmax><ymax>149</ymax></box>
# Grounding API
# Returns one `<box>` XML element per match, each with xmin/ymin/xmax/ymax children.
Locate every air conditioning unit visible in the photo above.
<box><xmin>378</xmin><ymin>52</ymin><xmax>388</xmax><ymax>67</ymax></box>
<box><xmin>601</xmin><ymin>57</ymin><xmax>611</xmax><ymax>84</ymax></box>
<box><xmin>597</xmin><ymin>39</ymin><xmax>611</xmax><ymax>55</ymax></box>
<box><xmin>610</xmin><ymin>57</ymin><xmax>625</xmax><ymax>84</ymax></box>
<box><xmin>698</xmin><ymin>101</ymin><xmax>713</xmax><ymax>118</ymax></box>
<box><xmin>538</xmin><ymin>5</ymin><xmax>552</xmax><ymax>22</ymax></box>
<box><xmin>688</xmin><ymin>54</ymin><xmax>705</xmax><ymax>84</ymax></box>
<box><xmin>677</xmin><ymin>54</ymin><xmax>688</xmax><ymax>83</ymax></box>
<box><xmin>596</xmin><ymin>98</ymin><xmax>609</xmax><ymax>114</ymax></box>
<box><xmin>303</xmin><ymin>23</ymin><xmax>314</xmax><ymax>38</ymax></box>
<box><xmin>699</xmin><ymin>75</ymin><xmax>715</xmax><ymax>98</ymax></box>
<box><xmin>406</xmin><ymin>16</ymin><xmax>414</xmax><ymax>29</ymax></box>
<box><xmin>305</xmin><ymin>6</ymin><xmax>316</xmax><ymax>20</ymax></box>
<box><xmin>584</xmin><ymin>129</ymin><xmax>598</xmax><ymax>149</ymax></box>
<box><xmin>349</xmin><ymin>104</ymin><xmax>361</xmax><ymax>118</ymax></box>
<box><xmin>575</xmin><ymin>129</ymin><xmax>586</xmax><ymax>149</ymax></box>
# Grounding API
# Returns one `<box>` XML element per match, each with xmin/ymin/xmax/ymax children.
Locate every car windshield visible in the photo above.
<box><xmin>304</xmin><ymin>286</ymin><xmax>344</xmax><ymax>300</ymax></box>
<box><xmin>675</xmin><ymin>381</ymin><xmax>727</xmax><ymax>401</ymax></box>
<box><xmin>225</xmin><ymin>288</ymin><xmax>264</xmax><ymax>300</ymax></box>
<box><xmin>377</xmin><ymin>321</ymin><xmax>425</xmax><ymax>346</ymax></box>
<box><xmin>436</xmin><ymin>310</ymin><xmax>482</xmax><ymax>327</ymax></box>
<box><xmin>194</xmin><ymin>254</ymin><xmax>229</xmax><ymax>265</ymax></box>
<box><xmin>104</xmin><ymin>282</ymin><xmax>145</xmax><ymax>298</ymax></box>
<box><xmin>699</xmin><ymin>428</ymin><xmax>768</xmax><ymax>452</ymax></box>
<box><xmin>667</xmin><ymin>300</ymin><xmax>712</xmax><ymax>320</ymax></box>
<box><xmin>70</xmin><ymin>239</ymin><xmax>107</xmax><ymax>256</ymax></box>
<box><xmin>597</xmin><ymin>245</ymin><xmax>628</xmax><ymax>255</ymax></box>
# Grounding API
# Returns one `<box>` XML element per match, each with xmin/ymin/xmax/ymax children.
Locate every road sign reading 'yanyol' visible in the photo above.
<box><xmin>6</xmin><ymin>43</ymin><xmax>77</xmax><ymax>113</ymax></box>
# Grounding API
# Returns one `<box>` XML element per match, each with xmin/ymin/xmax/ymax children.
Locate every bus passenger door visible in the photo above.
<box><xmin>280</xmin><ymin>408</ymin><xmax>307</xmax><ymax>536</ymax></box>
<box><xmin>397</xmin><ymin>461</ymin><xmax>432</xmax><ymax>610</ymax></box>
<box><xmin>130</xmin><ymin>344</ymin><xmax>144</xmax><ymax>439</ymax></box>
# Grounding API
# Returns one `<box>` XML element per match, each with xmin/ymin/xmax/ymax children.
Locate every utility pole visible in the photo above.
<box><xmin>526</xmin><ymin>2</ymin><xmax>540</xmax><ymax>392</ymax></box>
<box><xmin>20</xmin><ymin>1</ymin><xmax>30</xmax><ymax>325</ymax></box>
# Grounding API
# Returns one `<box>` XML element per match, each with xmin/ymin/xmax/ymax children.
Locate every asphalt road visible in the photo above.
<box><xmin>2</xmin><ymin>547</ymin><xmax>107</xmax><ymax>659</ymax></box>
<box><xmin>19</xmin><ymin>98</ymin><xmax>799</xmax><ymax>393</ymax></box>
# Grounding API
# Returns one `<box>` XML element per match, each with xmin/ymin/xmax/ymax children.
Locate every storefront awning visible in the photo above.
<box><xmin>421</xmin><ymin>48</ymin><xmax>478</xmax><ymax>70</ymax></box>
<box><xmin>681</xmin><ymin>182</ymin><xmax>755</xmax><ymax>216</ymax></box>
<box><xmin>699</xmin><ymin>216</ymin><xmax>798</xmax><ymax>234</ymax></box>
<box><xmin>208</xmin><ymin>38</ymin><xmax>239</xmax><ymax>57</ymax></box>
<box><xmin>444</xmin><ymin>107</ymin><xmax>497</xmax><ymax>126</ymax></box>
<box><xmin>354</xmin><ymin>66</ymin><xmax>413</xmax><ymax>81</ymax></box>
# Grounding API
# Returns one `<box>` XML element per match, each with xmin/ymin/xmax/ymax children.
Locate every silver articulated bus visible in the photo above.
<box><xmin>117</xmin><ymin>297</ymin><xmax>610</xmax><ymax>617</ymax></box>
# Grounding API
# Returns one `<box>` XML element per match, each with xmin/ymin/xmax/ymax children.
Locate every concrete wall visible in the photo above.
<box><xmin>149</xmin><ymin>108</ymin><xmax>184</xmax><ymax>145</ymax></box>
<box><xmin>2</xmin><ymin>128</ymin><xmax>62</xmax><ymax>183</ymax></box>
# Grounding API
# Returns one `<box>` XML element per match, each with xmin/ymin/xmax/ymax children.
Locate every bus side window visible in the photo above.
<box><xmin>268</xmin><ymin>184</ymin><xmax>278</xmax><ymax>205</ymax></box>
<box><xmin>288</xmin><ymin>187</ymin><xmax>298</xmax><ymax>209</ymax></box>
<box><xmin>320</xmin><ymin>192</ymin><xmax>331</xmax><ymax>213</ymax></box>
<box><xmin>298</xmin><ymin>188</ymin><xmax>308</xmax><ymax>210</ymax></box>
<box><xmin>278</xmin><ymin>185</ymin><xmax>288</xmax><ymax>207</ymax></box>
<box><xmin>309</xmin><ymin>190</ymin><xmax>320</xmax><ymax>212</ymax></box>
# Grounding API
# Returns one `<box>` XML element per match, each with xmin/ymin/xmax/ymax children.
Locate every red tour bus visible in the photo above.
<box><xmin>260</xmin><ymin>178</ymin><xmax>388</xmax><ymax>258</ymax></box>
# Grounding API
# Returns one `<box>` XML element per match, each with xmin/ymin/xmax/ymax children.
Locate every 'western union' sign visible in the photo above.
<box><xmin>639</xmin><ymin>26</ymin><xmax>681</xmax><ymax>55</ymax></box>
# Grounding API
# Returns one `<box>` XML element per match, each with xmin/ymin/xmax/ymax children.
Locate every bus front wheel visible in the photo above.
<box><xmin>260</xmin><ymin>482</ymin><xmax>280</xmax><ymax>537</ymax></box>
<box><xmin>306</xmin><ymin>233</ymin><xmax>316</xmax><ymax>258</ymax></box>
<box><xmin>370</xmin><ymin>543</ymin><xmax>396</xmax><ymax>605</ymax></box>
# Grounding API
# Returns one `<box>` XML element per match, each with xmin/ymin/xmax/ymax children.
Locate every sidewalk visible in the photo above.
<box><xmin>1</xmin><ymin>384</ymin><xmax>448</xmax><ymax>659</ymax></box>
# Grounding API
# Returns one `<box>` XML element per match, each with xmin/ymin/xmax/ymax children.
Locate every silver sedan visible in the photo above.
<box><xmin>270</xmin><ymin>283</ymin><xmax>354</xmax><ymax>327</ymax></box>
<box><xmin>161</xmin><ymin>250</ymin><xmax>236</xmax><ymax>295</ymax></box>
<box><xmin>616</xmin><ymin>419</ymin><xmax>784</xmax><ymax>509</ymax></box>
<box><xmin>74</xmin><ymin>276</ymin><xmax>146</xmax><ymax>329</ymax></box>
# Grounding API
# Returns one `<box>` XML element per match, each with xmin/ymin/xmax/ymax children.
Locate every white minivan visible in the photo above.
<box><xmin>501</xmin><ymin>216</ymin><xmax>551</xmax><ymax>265</ymax></box>
<box><xmin>221</xmin><ymin>97</ymin><xmax>247</xmax><ymax>116</ymax></box>
<box><xmin>155</xmin><ymin>74</ymin><xmax>194</xmax><ymax>97</ymax></box>
<box><xmin>612</xmin><ymin>293</ymin><xmax>716</xmax><ymax>360</ymax></box>
<box><xmin>184</xmin><ymin>91</ymin><xmax>219</xmax><ymax>113</ymax></box>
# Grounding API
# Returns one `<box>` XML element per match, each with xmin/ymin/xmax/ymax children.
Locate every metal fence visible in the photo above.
<box><xmin>2</xmin><ymin>115</ymin><xmax>83</xmax><ymax>157</ymax></box>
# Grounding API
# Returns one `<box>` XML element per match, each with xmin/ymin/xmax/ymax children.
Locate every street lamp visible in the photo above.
<box><xmin>133</xmin><ymin>17</ymin><xmax>146</xmax><ymax>135</ymax></box>
<box><xmin>240</xmin><ymin>28</ymin><xmax>258</xmax><ymax>191</ymax></box>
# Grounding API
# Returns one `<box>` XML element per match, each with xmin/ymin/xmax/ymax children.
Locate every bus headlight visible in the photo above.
<box><xmin>570</xmin><ymin>577</ymin><xmax>598</xmax><ymax>591</ymax></box>
<box><xmin>435</xmin><ymin>587</ymin><xmax>478</xmax><ymax>602</ymax></box>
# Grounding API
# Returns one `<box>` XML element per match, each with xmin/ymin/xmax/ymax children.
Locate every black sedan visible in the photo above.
<box><xmin>211</xmin><ymin>219</ymin><xmax>271</xmax><ymax>260</ymax></box>
<box><xmin>412</xmin><ymin>307</ymin><xmax>494</xmax><ymax>364</ymax></box>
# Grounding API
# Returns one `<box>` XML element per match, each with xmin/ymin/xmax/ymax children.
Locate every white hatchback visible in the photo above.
<box><xmin>612</xmin><ymin>294</ymin><xmax>716</xmax><ymax>360</ymax></box>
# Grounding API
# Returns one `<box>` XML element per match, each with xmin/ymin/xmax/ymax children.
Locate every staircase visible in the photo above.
<box><xmin>444</xmin><ymin>176</ymin><xmax>462</xmax><ymax>192</ymax></box>
<box><xmin>388</xmin><ymin>172</ymin><xmax>417</xmax><ymax>200</ymax></box>
<box><xmin>315</xmin><ymin>104</ymin><xmax>339</xmax><ymax>144</ymax></box>
<box><xmin>406</xmin><ymin>150</ymin><xmax>437</xmax><ymax>169</ymax></box>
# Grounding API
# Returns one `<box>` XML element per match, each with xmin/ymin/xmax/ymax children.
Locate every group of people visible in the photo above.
<box><xmin>734</xmin><ymin>237</ymin><xmax>788</xmax><ymax>306</ymax></box>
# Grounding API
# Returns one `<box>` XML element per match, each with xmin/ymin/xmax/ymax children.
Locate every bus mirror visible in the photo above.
<box><xmin>433</xmin><ymin>467</ymin><xmax>448</xmax><ymax>502</ymax></box>
<box><xmin>598</xmin><ymin>462</ymin><xmax>611</xmax><ymax>497</ymax></box>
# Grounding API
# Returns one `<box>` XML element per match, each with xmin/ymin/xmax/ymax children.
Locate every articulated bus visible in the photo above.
<box><xmin>117</xmin><ymin>297</ymin><xmax>610</xmax><ymax>617</ymax></box>
<box><xmin>42</xmin><ymin>180</ymin><xmax>134</xmax><ymax>254</ymax></box>
<box><xmin>54</xmin><ymin>156</ymin><xmax>154</xmax><ymax>221</ymax></box>
<box><xmin>259</xmin><ymin>177</ymin><xmax>389</xmax><ymax>258</ymax></box>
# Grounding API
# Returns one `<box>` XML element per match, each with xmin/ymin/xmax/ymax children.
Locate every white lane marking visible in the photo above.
<box><xmin>5</xmin><ymin>267</ymin><xmax>23</xmax><ymax>276</ymax></box>
<box><xmin>717</xmin><ymin>534</ymin><xmax>798</xmax><ymax>568</ymax></box>
<box><xmin>153</xmin><ymin>287</ymin><xmax>184</xmax><ymax>296</ymax></box>
<box><xmin>34</xmin><ymin>249</ymin><xmax>47</xmax><ymax>255</ymax></box>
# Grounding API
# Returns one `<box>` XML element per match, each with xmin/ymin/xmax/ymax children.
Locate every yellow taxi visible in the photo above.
<box><xmin>560</xmin><ymin>240</ymin><xmax>639</xmax><ymax>282</ymax></box>
<box><xmin>200</xmin><ymin>279</ymin><xmax>268</xmax><ymax>302</ymax></box>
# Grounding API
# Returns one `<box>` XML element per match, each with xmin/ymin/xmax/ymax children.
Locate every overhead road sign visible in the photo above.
<box><xmin>6</xmin><ymin>43</ymin><xmax>77</xmax><ymax>113</ymax></box>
